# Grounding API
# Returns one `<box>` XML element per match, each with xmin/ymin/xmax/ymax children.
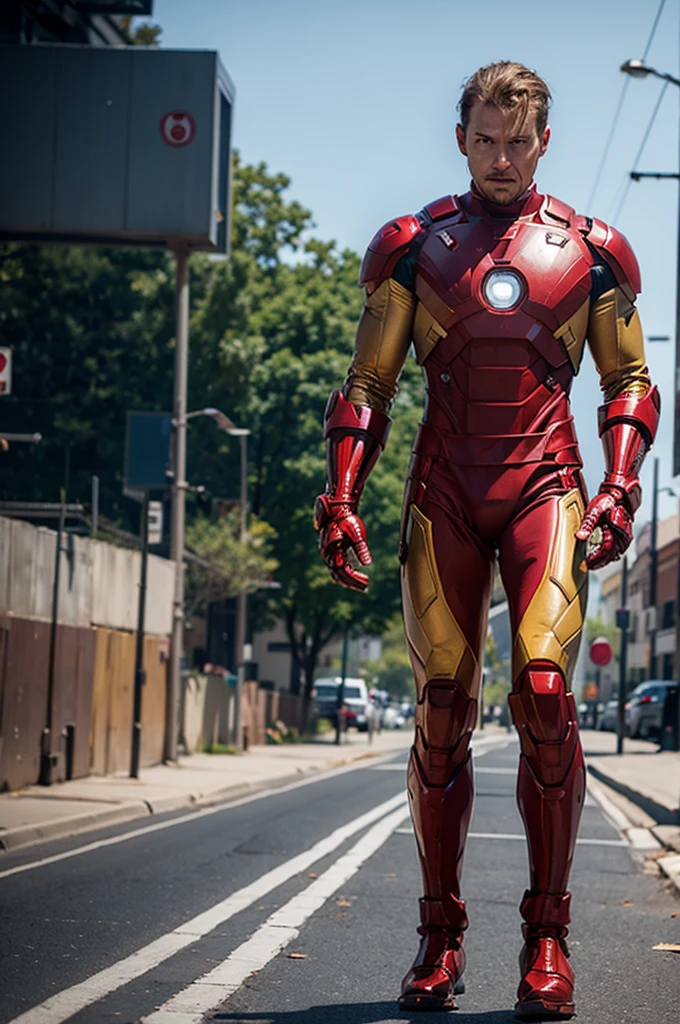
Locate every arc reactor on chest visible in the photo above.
<box><xmin>482</xmin><ymin>269</ymin><xmax>525</xmax><ymax>311</ymax></box>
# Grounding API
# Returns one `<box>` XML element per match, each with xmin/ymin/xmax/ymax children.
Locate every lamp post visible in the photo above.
<box><xmin>166</xmin><ymin>397</ymin><xmax>250</xmax><ymax>761</ymax></box>
<box><xmin>198</xmin><ymin>408</ymin><xmax>251</xmax><ymax>749</ymax></box>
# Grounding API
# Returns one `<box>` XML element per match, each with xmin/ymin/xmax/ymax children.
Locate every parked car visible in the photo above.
<box><xmin>313</xmin><ymin>677</ymin><xmax>371</xmax><ymax>730</ymax></box>
<box><xmin>625</xmin><ymin>680</ymin><xmax>678</xmax><ymax>740</ymax></box>
<box><xmin>596</xmin><ymin>698</ymin><xmax>619</xmax><ymax>732</ymax></box>
<box><xmin>312</xmin><ymin>680</ymin><xmax>341</xmax><ymax>724</ymax></box>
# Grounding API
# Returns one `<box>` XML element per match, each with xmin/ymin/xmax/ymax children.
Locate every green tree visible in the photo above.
<box><xmin>120</xmin><ymin>16</ymin><xmax>162</xmax><ymax>46</ymax></box>
<box><xmin>363</xmin><ymin>616</ymin><xmax>416</xmax><ymax>699</ymax></box>
<box><xmin>0</xmin><ymin>153</ymin><xmax>423</xmax><ymax>728</ymax></box>
<box><xmin>185</xmin><ymin>510</ymin><xmax>277</xmax><ymax>619</ymax></box>
<box><xmin>187</xmin><ymin>158</ymin><xmax>425</xmax><ymax>726</ymax></box>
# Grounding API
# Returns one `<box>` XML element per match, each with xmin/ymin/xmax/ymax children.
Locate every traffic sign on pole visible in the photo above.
<box><xmin>0</xmin><ymin>347</ymin><xmax>12</xmax><ymax>395</ymax></box>
<box><xmin>589</xmin><ymin>636</ymin><xmax>613</xmax><ymax>667</ymax></box>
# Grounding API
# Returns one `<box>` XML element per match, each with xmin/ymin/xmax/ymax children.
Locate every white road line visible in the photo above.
<box><xmin>0</xmin><ymin>747</ymin><xmax>408</xmax><ymax>882</ymax></box>
<box><xmin>394</xmin><ymin>827</ymin><xmax>627</xmax><ymax>846</ymax></box>
<box><xmin>142</xmin><ymin>803</ymin><xmax>411</xmax><ymax>1023</ymax></box>
<box><xmin>6</xmin><ymin>791</ymin><xmax>407</xmax><ymax>1024</ymax></box>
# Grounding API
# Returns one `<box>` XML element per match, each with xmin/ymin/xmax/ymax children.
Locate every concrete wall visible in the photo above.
<box><xmin>0</xmin><ymin>516</ymin><xmax>174</xmax><ymax>791</ymax></box>
<box><xmin>181</xmin><ymin>673</ymin><xmax>302</xmax><ymax>753</ymax></box>
<box><xmin>0</xmin><ymin>515</ymin><xmax>174</xmax><ymax>633</ymax></box>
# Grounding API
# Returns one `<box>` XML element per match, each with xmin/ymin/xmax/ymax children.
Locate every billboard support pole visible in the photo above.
<box><xmin>166</xmin><ymin>245</ymin><xmax>189</xmax><ymax>762</ymax></box>
<box><xmin>131</xmin><ymin>490</ymin><xmax>150</xmax><ymax>778</ymax></box>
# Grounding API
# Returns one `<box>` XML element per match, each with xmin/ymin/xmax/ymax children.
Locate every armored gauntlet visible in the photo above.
<box><xmin>314</xmin><ymin>390</ymin><xmax>391</xmax><ymax>592</ymax></box>
<box><xmin>577</xmin><ymin>386</ymin><xmax>660</xmax><ymax>568</ymax></box>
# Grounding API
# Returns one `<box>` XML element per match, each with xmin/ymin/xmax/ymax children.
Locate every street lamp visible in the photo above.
<box><xmin>620</xmin><ymin>59</ymin><xmax>680</xmax><ymax>88</ymax></box>
<box><xmin>620</xmin><ymin>59</ymin><xmax>680</xmax><ymax>478</ymax></box>
<box><xmin>166</xmin><ymin>402</ymin><xmax>251</xmax><ymax>761</ymax></box>
<box><xmin>187</xmin><ymin>406</ymin><xmax>251</xmax><ymax>749</ymax></box>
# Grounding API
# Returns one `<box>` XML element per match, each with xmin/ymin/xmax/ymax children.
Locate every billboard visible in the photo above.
<box><xmin>0</xmin><ymin>45</ymin><xmax>234</xmax><ymax>253</ymax></box>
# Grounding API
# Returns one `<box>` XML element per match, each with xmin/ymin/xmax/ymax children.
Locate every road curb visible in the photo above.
<box><xmin>0</xmin><ymin>745</ymin><xmax>404</xmax><ymax>854</ymax></box>
<box><xmin>0</xmin><ymin>801</ymin><xmax>149</xmax><ymax>852</ymax></box>
<box><xmin>587</xmin><ymin>768</ymin><xmax>680</xmax><ymax>897</ymax></box>
<box><xmin>586</xmin><ymin>761</ymin><xmax>678</xmax><ymax>827</ymax></box>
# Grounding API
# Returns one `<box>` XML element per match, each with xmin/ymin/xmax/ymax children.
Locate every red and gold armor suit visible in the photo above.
<box><xmin>315</xmin><ymin>184</ymin><xmax>659</xmax><ymax>1018</ymax></box>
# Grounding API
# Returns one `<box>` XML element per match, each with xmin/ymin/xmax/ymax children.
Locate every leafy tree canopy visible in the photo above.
<box><xmin>0</xmin><ymin>151</ymin><xmax>424</xmax><ymax>723</ymax></box>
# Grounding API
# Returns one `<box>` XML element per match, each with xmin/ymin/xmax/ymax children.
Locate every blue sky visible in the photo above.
<box><xmin>151</xmin><ymin>0</ymin><xmax>680</xmax><ymax>526</ymax></box>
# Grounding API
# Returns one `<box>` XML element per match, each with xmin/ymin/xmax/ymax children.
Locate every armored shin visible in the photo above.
<box><xmin>400</xmin><ymin>684</ymin><xmax>476</xmax><ymax>1010</ymax></box>
<box><xmin>509</xmin><ymin>662</ymin><xmax>584</xmax><ymax>1018</ymax></box>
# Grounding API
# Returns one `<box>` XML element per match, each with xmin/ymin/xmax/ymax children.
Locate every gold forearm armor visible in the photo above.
<box><xmin>343</xmin><ymin>278</ymin><xmax>416</xmax><ymax>413</ymax></box>
<box><xmin>587</xmin><ymin>286</ymin><xmax>651</xmax><ymax>400</ymax></box>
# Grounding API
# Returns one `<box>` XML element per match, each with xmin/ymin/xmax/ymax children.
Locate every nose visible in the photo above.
<box><xmin>493</xmin><ymin>148</ymin><xmax>511</xmax><ymax>171</ymax></box>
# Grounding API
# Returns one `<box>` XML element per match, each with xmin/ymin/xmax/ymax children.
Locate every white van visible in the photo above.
<box><xmin>314</xmin><ymin>676</ymin><xmax>371</xmax><ymax>730</ymax></box>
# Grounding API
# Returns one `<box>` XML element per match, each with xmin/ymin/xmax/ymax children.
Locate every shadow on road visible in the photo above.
<box><xmin>212</xmin><ymin>1002</ymin><xmax>517</xmax><ymax>1023</ymax></box>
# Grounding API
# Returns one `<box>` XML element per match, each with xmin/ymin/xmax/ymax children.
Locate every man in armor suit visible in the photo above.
<box><xmin>314</xmin><ymin>62</ymin><xmax>659</xmax><ymax>1018</ymax></box>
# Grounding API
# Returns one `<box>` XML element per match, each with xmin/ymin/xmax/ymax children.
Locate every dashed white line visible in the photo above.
<box><xmin>142</xmin><ymin>803</ymin><xmax>411</xmax><ymax>1023</ymax></box>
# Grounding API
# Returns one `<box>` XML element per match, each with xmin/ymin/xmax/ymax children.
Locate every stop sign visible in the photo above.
<box><xmin>589</xmin><ymin>636</ymin><xmax>613</xmax><ymax>667</ymax></box>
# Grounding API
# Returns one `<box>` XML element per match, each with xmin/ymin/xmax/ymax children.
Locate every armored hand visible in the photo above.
<box><xmin>314</xmin><ymin>391</ymin><xmax>391</xmax><ymax>592</ymax></box>
<box><xmin>576</xmin><ymin>386</ymin><xmax>660</xmax><ymax>569</ymax></box>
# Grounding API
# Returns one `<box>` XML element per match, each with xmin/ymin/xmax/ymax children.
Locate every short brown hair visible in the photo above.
<box><xmin>458</xmin><ymin>62</ymin><xmax>552</xmax><ymax>136</ymax></box>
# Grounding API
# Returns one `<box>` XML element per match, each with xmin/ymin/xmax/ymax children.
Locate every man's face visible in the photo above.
<box><xmin>455</xmin><ymin>101</ymin><xmax>550</xmax><ymax>205</ymax></box>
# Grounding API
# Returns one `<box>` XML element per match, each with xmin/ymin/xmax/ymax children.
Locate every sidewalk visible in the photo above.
<box><xmin>2</xmin><ymin>725</ymin><xmax>678</xmax><ymax>860</ymax></box>
<box><xmin>581</xmin><ymin>728</ymin><xmax>680</xmax><ymax>829</ymax></box>
<box><xmin>0</xmin><ymin>729</ymin><xmax>412</xmax><ymax>854</ymax></box>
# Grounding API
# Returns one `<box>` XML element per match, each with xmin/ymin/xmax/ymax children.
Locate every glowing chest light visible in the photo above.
<box><xmin>482</xmin><ymin>269</ymin><xmax>525</xmax><ymax>311</ymax></box>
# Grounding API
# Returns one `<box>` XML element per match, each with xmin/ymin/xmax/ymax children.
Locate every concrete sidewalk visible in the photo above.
<box><xmin>581</xmin><ymin>729</ymin><xmax>680</xmax><ymax>828</ymax></box>
<box><xmin>0</xmin><ymin>729</ymin><xmax>413</xmax><ymax>853</ymax></box>
<box><xmin>2</xmin><ymin>724</ymin><xmax>678</xmax><ymax>861</ymax></box>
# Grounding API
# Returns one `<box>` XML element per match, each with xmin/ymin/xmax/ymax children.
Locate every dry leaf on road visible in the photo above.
<box><xmin>652</xmin><ymin>943</ymin><xmax>680</xmax><ymax>953</ymax></box>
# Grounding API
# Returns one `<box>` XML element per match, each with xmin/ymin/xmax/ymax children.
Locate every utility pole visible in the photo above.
<box><xmin>649</xmin><ymin>457</ymin><xmax>659</xmax><ymax>678</ymax></box>
<box><xmin>233</xmin><ymin>432</ymin><xmax>248</xmax><ymax>751</ymax></box>
<box><xmin>130</xmin><ymin>491</ymin><xmax>150</xmax><ymax>779</ymax></box>
<box><xmin>39</xmin><ymin>489</ymin><xmax>66</xmax><ymax>786</ymax></box>
<box><xmin>335</xmin><ymin>628</ymin><xmax>349</xmax><ymax>745</ymax></box>
<box><xmin>166</xmin><ymin>246</ymin><xmax>189</xmax><ymax>763</ymax></box>
<box><xmin>616</xmin><ymin>556</ymin><xmax>629</xmax><ymax>756</ymax></box>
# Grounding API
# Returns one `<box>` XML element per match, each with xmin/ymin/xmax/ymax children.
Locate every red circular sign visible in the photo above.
<box><xmin>159</xmin><ymin>110</ymin><xmax>196</xmax><ymax>148</ymax></box>
<box><xmin>0</xmin><ymin>354</ymin><xmax>6</xmax><ymax>374</ymax></box>
<box><xmin>589</xmin><ymin>636</ymin><xmax>613</xmax><ymax>667</ymax></box>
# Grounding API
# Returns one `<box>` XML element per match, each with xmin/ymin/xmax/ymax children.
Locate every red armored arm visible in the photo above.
<box><xmin>315</xmin><ymin>213</ymin><xmax>418</xmax><ymax>590</ymax></box>
<box><xmin>314</xmin><ymin>391</ymin><xmax>391</xmax><ymax>591</ymax></box>
<box><xmin>577</xmin><ymin>221</ymin><xmax>659</xmax><ymax>568</ymax></box>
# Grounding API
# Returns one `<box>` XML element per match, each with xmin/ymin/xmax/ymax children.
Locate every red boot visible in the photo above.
<box><xmin>515</xmin><ymin>891</ymin><xmax>574</xmax><ymax>1020</ymax></box>
<box><xmin>399</xmin><ymin>897</ymin><xmax>467</xmax><ymax>1011</ymax></box>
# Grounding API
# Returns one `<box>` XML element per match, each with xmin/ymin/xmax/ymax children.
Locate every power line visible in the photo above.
<box><xmin>586</xmin><ymin>79</ymin><xmax>630</xmax><ymax>212</ymax></box>
<box><xmin>611</xmin><ymin>80</ymin><xmax>670</xmax><ymax>222</ymax></box>
<box><xmin>643</xmin><ymin>0</ymin><xmax>668</xmax><ymax>60</ymax></box>
<box><xmin>586</xmin><ymin>0</ymin><xmax>669</xmax><ymax>212</ymax></box>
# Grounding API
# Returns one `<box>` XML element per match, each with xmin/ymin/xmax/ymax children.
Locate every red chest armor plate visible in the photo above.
<box><xmin>412</xmin><ymin>193</ymin><xmax>594</xmax><ymax>457</ymax></box>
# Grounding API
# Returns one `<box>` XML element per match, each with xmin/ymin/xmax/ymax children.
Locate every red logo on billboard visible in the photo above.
<box><xmin>159</xmin><ymin>110</ymin><xmax>196</xmax><ymax>148</ymax></box>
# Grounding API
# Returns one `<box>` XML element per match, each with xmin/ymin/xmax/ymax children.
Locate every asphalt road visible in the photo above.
<box><xmin>0</xmin><ymin>733</ymin><xmax>678</xmax><ymax>1024</ymax></box>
